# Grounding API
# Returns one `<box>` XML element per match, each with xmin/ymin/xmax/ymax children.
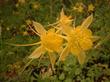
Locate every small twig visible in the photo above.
<box><xmin>29</xmin><ymin>25</ymin><xmax>40</xmax><ymax>36</ymax></box>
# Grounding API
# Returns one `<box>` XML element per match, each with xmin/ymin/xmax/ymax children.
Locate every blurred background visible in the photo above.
<box><xmin>0</xmin><ymin>0</ymin><xmax>110</xmax><ymax>82</ymax></box>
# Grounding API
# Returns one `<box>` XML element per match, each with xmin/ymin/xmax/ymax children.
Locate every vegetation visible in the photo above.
<box><xmin>0</xmin><ymin>0</ymin><xmax>110</xmax><ymax>82</ymax></box>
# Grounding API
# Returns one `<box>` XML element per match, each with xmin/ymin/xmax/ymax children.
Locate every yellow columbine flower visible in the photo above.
<box><xmin>73</xmin><ymin>2</ymin><xmax>84</xmax><ymax>13</ymax></box>
<box><xmin>68</xmin><ymin>26</ymin><xmax>93</xmax><ymax>64</ymax></box>
<box><xmin>28</xmin><ymin>21</ymin><xmax>63</xmax><ymax>68</ymax></box>
<box><xmin>32</xmin><ymin>1</ymin><xmax>40</xmax><ymax>10</ymax></box>
<box><xmin>41</xmin><ymin>29</ymin><xmax>63</xmax><ymax>52</ymax></box>
<box><xmin>59</xmin><ymin>9</ymin><xmax>73</xmax><ymax>26</ymax></box>
<box><xmin>72</xmin><ymin>26</ymin><xmax>93</xmax><ymax>51</ymax></box>
<box><xmin>58</xmin><ymin>10</ymin><xmax>94</xmax><ymax>64</ymax></box>
<box><xmin>10</xmin><ymin>21</ymin><xmax>63</xmax><ymax>69</ymax></box>
<box><xmin>58</xmin><ymin>9</ymin><xmax>73</xmax><ymax>35</ymax></box>
<box><xmin>88</xmin><ymin>4</ymin><xmax>95</xmax><ymax>12</ymax></box>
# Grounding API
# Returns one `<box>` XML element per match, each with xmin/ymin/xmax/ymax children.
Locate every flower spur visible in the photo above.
<box><xmin>29</xmin><ymin>21</ymin><xmax>64</xmax><ymax>70</ymax></box>
<box><xmin>8</xmin><ymin>21</ymin><xmax>63</xmax><ymax>70</ymax></box>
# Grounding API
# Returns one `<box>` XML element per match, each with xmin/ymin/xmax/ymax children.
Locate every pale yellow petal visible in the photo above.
<box><xmin>28</xmin><ymin>46</ymin><xmax>45</xmax><ymax>59</ymax></box>
<box><xmin>48</xmin><ymin>28</ymin><xmax>55</xmax><ymax>33</ymax></box>
<box><xmin>33</xmin><ymin>21</ymin><xmax>46</xmax><ymax>35</ymax></box>
<box><xmin>59</xmin><ymin>46</ymin><xmax>69</xmax><ymax>61</ymax></box>
<box><xmin>91</xmin><ymin>36</ymin><xmax>100</xmax><ymax>42</ymax></box>
<box><xmin>48</xmin><ymin>53</ymin><xmax>56</xmax><ymax>66</ymax></box>
<box><xmin>58</xmin><ymin>8</ymin><xmax>73</xmax><ymax>35</ymax></box>
<box><xmin>77</xmin><ymin>52</ymin><xmax>86</xmax><ymax>65</ymax></box>
<box><xmin>59</xmin><ymin>8</ymin><xmax>73</xmax><ymax>26</ymax></box>
<box><xmin>81</xmin><ymin>14</ymin><xmax>93</xmax><ymax>28</ymax></box>
<box><xmin>60</xmin><ymin>8</ymin><xmax>65</xmax><ymax>18</ymax></box>
<box><xmin>62</xmin><ymin>25</ymin><xmax>73</xmax><ymax>35</ymax></box>
<box><xmin>48</xmin><ymin>52</ymin><xmax>56</xmax><ymax>71</ymax></box>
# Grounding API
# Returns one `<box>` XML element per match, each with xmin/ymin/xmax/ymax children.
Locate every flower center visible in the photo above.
<box><xmin>68</xmin><ymin>26</ymin><xmax>93</xmax><ymax>55</ymax></box>
<box><xmin>41</xmin><ymin>31</ymin><xmax>63</xmax><ymax>52</ymax></box>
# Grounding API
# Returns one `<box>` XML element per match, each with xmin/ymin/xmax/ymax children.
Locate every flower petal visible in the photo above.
<box><xmin>77</xmin><ymin>52</ymin><xmax>86</xmax><ymax>65</ymax></box>
<box><xmin>48</xmin><ymin>28</ymin><xmax>55</xmax><ymax>33</ymax></box>
<box><xmin>48</xmin><ymin>52</ymin><xmax>56</xmax><ymax>71</ymax></box>
<box><xmin>28</xmin><ymin>46</ymin><xmax>45</xmax><ymax>59</ymax></box>
<box><xmin>91</xmin><ymin>36</ymin><xmax>100</xmax><ymax>42</ymax></box>
<box><xmin>59</xmin><ymin>46</ymin><xmax>69</xmax><ymax>61</ymax></box>
<box><xmin>81</xmin><ymin>14</ymin><xmax>93</xmax><ymax>28</ymax></box>
<box><xmin>33</xmin><ymin>21</ymin><xmax>46</xmax><ymax>35</ymax></box>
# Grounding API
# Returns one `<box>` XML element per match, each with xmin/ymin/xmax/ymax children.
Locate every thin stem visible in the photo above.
<box><xmin>46</xmin><ymin>21</ymin><xmax>59</xmax><ymax>27</ymax></box>
<box><xmin>56</xmin><ymin>29</ymin><xmax>61</xmax><ymax>34</ymax></box>
<box><xmin>58</xmin><ymin>35</ymin><xmax>68</xmax><ymax>40</ymax></box>
<box><xmin>29</xmin><ymin>25</ymin><xmax>40</xmax><ymax>36</ymax></box>
<box><xmin>55</xmin><ymin>26</ymin><xmax>62</xmax><ymax>33</ymax></box>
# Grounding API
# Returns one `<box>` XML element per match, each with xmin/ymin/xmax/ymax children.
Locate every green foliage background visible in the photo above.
<box><xmin>0</xmin><ymin>0</ymin><xmax>110</xmax><ymax>82</ymax></box>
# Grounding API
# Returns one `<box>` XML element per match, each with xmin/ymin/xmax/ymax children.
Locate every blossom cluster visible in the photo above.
<box><xmin>26</xmin><ymin>9</ymin><xmax>95</xmax><ymax>66</ymax></box>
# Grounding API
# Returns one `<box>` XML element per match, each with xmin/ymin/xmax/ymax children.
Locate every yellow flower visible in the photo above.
<box><xmin>88</xmin><ymin>4</ymin><xmax>95</xmax><ymax>12</ymax></box>
<box><xmin>28</xmin><ymin>21</ymin><xmax>63</xmax><ymax>69</ymax></box>
<box><xmin>73</xmin><ymin>3</ymin><xmax>84</xmax><ymax>13</ymax></box>
<box><xmin>32</xmin><ymin>2</ymin><xmax>40</xmax><ymax>10</ymax></box>
<box><xmin>59</xmin><ymin>9</ymin><xmax>73</xmax><ymax>26</ymax></box>
<box><xmin>41</xmin><ymin>29</ymin><xmax>63</xmax><ymax>52</ymax></box>
<box><xmin>10</xmin><ymin>21</ymin><xmax>63</xmax><ymax>70</ymax></box>
<box><xmin>58</xmin><ymin>11</ymin><xmax>94</xmax><ymax>64</ymax></box>
<box><xmin>69</xmin><ymin>26</ymin><xmax>93</xmax><ymax>53</ymax></box>
<box><xmin>58</xmin><ymin>9</ymin><xmax>73</xmax><ymax>35</ymax></box>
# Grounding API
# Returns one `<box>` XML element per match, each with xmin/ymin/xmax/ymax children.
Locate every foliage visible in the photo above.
<box><xmin>0</xmin><ymin>0</ymin><xmax>110</xmax><ymax>82</ymax></box>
